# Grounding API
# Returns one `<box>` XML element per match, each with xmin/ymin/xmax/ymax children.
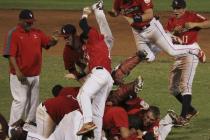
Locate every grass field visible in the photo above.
<box><xmin>1</xmin><ymin>54</ymin><xmax>210</xmax><ymax>140</ymax></box>
<box><xmin>0</xmin><ymin>0</ymin><xmax>210</xmax><ymax>140</ymax></box>
<box><xmin>0</xmin><ymin>0</ymin><xmax>210</xmax><ymax>12</ymax></box>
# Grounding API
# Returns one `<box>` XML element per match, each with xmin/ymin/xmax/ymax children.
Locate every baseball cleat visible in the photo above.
<box><xmin>136</xmin><ymin>50</ymin><xmax>148</xmax><ymax>60</ymax></box>
<box><xmin>92</xmin><ymin>0</ymin><xmax>104</xmax><ymax>10</ymax></box>
<box><xmin>186</xmin><ymin>109</ymin><xmax>199</xmax><ymax>121</ymax></box>
<box><xmin>77</xmin><ymin>122</ymin><xmax>97</xmax><ymax>136</ymax></box>
<box><xmin>134</xmin><ymin>75</ymin><xmax>144</xmax><ymax>94</ymax></box>
<box><xmin>197</xmin><ymin>50</ymin><xmax>206</xmax><ymax>63</ymax></box>
<box><xmin>167</xmin><ymin>109</ymin><xmax>179</xmax><ymax>124</ymax></box>
<box><xmin>173</xmin><ymin>116</ymin><xmax>189</xmax><ymax>127</ymax></box>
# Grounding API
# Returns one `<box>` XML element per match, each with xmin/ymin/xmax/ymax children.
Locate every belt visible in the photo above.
<box><xmin>96</xmin><ymin>66</ymin><xmax>103</xmax><ymax>70</ymax></box>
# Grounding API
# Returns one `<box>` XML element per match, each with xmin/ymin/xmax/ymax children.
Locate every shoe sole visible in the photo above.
<box><xmin>76</xmin><ymin>125</ymin><xmax>97</xmax><ymax>136</ymax></box>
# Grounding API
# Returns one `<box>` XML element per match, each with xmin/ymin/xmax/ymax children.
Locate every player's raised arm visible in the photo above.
<box><xmin>79</xmin><ymin>7</ymin><xmax>92</xmax><ymax>39</ymax></box>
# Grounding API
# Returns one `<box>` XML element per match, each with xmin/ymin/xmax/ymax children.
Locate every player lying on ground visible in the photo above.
<box><xmin>0</xmin><ymin>105</ymin><xmax>180</xmax><ymax>140</ymax></box>
<box><xmin>6</xmin><ymin>75</ymin><xmax>143</xmax><ymax>140</ymax></box>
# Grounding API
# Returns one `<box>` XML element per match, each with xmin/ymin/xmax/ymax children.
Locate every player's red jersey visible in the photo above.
<box><xmin>166</xmin><ymin>11</ymin><xmax>207</xmax><ymax>45</ymax></box>
<box><xmin>63</xmin><ymin>44</ymin><xmax>84</xmax><ymax>76</ymax></box>
<box><xmin>44</xmin><ymin>87</ymin><xmax>80</xmax><ymax>124</ymax></box>
<box><xmin>114</xmin><ymin>0</ymin><xmax>153</xmax><ymax>29</ymax></box>
<box><xmin>83</xmin><ymin>27</ymin><xmax>111</xmax><ymax>73</ymax></box>
<box><xmin>103</xmin><ymin>106</ymin><xmax>129</xmax><ymax>138</ymax></box>
<box><xmin>3</xmin><ymin>25</ymin><xmax>51</xmax><ymax>76</ymax></box>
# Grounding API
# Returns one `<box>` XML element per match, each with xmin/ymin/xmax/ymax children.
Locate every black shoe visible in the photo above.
<box><xmin>10</xmin><ymin>127</ymin><xmax>27</xmax><ymax>140</ymax></box>
<box><xmin>136</xmin><ymin>50</ymin><xmax>148</xmax><ymax>60</ymax></box>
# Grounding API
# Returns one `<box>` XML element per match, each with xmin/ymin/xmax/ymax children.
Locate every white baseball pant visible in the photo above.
<box><xmin>132</xmin><ymin>18</ymin><xmax>200</xmax><ymax>62</ymax></box>
<box><xmin>26</xmin><ymin>110</ymin><xmax>83</xmax><ymax>140</ymax></box>
<box><xmin>169</xmin><ymin>48</ymin><xmax>199</xmax><ymax>96</ymax></box>
<box><xmin>77</xmin><ymin>67</ymin><xmax>113</xmax><ymax>140</ymax></box>
<box><xmin>158</xmin><ymin>114</ymin><xmax>174</xmax><ymax>140</ymax></box>
<box><xmin>9</xmin><ymin>74</ymin><xmax>39</xmax><ymax>125</ymax></box>
<box><xmin>36</xmin><ymin>103</ymin><xmax>56</xmax><ymax>138</ymax></box>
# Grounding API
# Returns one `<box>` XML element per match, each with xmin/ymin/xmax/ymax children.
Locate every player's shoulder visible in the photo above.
<box><xmin>186</xmin><ymin>11</ymin><xmax>207</xmax><ymax>20</ymax></box>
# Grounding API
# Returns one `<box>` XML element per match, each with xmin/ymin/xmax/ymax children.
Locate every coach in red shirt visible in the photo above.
<box><xmin>3</xmin><ymin>9</ymin><xmax>57</xmax><ymax>126</ymax></box>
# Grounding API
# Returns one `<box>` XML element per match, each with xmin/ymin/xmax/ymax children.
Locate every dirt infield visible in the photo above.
<box><xmin>0</xmin><ymin>10</ymin><xmax>209</xmax><ymax>57</ymax></box>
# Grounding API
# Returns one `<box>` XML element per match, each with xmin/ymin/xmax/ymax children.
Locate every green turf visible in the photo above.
<box><xmin>0</xmin><ymin>0</ymin><xmax>210</xmax><ymax>12</ymax></box>
<box><xmin>0</xmin><ymin>53</ymin><xmax>210</xmax><ymax>139</ymax></box>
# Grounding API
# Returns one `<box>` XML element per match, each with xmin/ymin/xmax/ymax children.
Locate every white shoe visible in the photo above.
<box><xmin>134</xmin><ymin>75</ymin><xmax>144</xmax><ymax>94</ymax></box>
<box><xmin>92</xmin><ymin>0</ymin><xmax>103</xmax><ymax>10</ymax></box>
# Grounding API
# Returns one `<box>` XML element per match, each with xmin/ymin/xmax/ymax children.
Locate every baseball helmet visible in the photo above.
<box><xmin>172</xmin><ymin>0</ymin><xmax>186</xmax><ymax>9</ymax></box>
<box><xmin>19</xmin><ymin>9</ymin><xmax>36</xmax><ymax>22</ymax></box>
<box><xmin>60</xmin><ymin>24</ymin><xmax>77</xmax><ymax>36</ymax></box>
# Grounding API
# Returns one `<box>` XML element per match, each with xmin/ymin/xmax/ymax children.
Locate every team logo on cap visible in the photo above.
<box><xmin>62</xmin><ymin>29</ymin><xmax>66</xmax><ymax>34</ymax></box>
<box><xmin>29</xmin><ymin>13</ymin><xmax>33</xmax><ymax>18</ymax></box>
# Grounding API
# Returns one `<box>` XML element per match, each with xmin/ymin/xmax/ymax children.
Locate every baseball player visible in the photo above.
<box><xmin>3</xmin><ymin>9</ymin><xmax>57</xmax><ymax>128</ymax></box>
<box><xmin>58</xmin><ymin>1</ymin><xmax>114</xmax><ymax>82</ymax></box>
<box><xmin>8</xmin><ymin>75</ymin><xmax>144</xmax><ymax>140</ymax></box>
<box><xmin>166</xmin><ymin>0</ymin><xmax>210</xmax><ymax>126</ymax></box>
<box><xmin>108</xmin><ymin>0</ymin><xmax>206</xmax><ymax>63</ymax></box>
<box><xmin>76</xmin><ymin>3</ymin><xmax>114</xmax><ymax>139</ymax></box>
<box><xmin>36</xmin><ymin>85</ymin><xmax>80</xmax><ymax>138</ymax></box>
<box><xmin>60</xmin><ymin>24</ymin><xmax>87</xmax><ymax>80</ymax></box>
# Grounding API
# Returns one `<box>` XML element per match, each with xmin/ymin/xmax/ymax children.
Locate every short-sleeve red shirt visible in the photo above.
<box><xmin>44</xmin><ymin>87</ymin><xmax>80</xmax><ymax>124</ymax></box>
<box><xmin>103</xmin><ymin>106</ymin><xmax>129</xmax><ymax>138</ymax></box>
<box><xmin>166</xmin><ymin>11</ymin><xmax>207</xmax><ymax>44</ymax></box>
<box><xmin>3</xmin><ymin>25</ymin><xmax>51</xmax><ymax>76</ymax></box>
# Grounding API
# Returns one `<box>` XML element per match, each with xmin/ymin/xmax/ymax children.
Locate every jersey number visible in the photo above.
<box><xmin>182</xmin><ymin>36</ymin><xmax>188</xmax><ymax>44</ymax></box>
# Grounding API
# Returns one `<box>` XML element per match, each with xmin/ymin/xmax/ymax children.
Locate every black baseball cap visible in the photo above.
<box><xmin>172</xmin><ymin>0</ymin><xmax>186</xmax><ymax>9</ymax></box>
<box><xmin>19</xmin><ymin>9</ymin><xmax>35</xmax><ymax>22</ymax></box>
<box><xmin>60</xmin><ymin>24</ymin><xmax>76</xmax><ymax>36</ymax></box>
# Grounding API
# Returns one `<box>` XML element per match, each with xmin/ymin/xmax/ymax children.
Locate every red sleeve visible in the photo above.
<box><xmin>192</xmin><ymin>12</ymin><xmax>207</xmax><ymax>22</ymax></box>
<box><xmin>112</xmin><ymin>107</ymin><xmax>129</xmax><ymax>128</ymax></box>
<box><xmin>3</xmin><ymin>31</ymin><xmax>18</xmax><ymax>57</ymax></box>
<box><xmin>38</xmin><ymin>30</ymin><xmax>51</xmax><ymax>48</ymax></box>
<box><xmin>140</xmin><ymin>0</ymin><xmax>153</xmax><ymax>11</ymax></box>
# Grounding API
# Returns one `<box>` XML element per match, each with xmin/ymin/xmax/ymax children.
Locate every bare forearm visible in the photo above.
<box><xmin>196</xmin><ymin>20</ymin><xmax>210</xmax><ymax>29</ymax></box>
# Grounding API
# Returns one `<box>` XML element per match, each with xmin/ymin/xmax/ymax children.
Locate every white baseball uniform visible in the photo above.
<box><xmin>9</xmin><ymin>74</ymin><xmax>39</xmax><ymax>125</ymax></box>
<box><xmin>27</xmin><ymin>110</ymin><xmax>83</xmax><ymax>140</ymax></box>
